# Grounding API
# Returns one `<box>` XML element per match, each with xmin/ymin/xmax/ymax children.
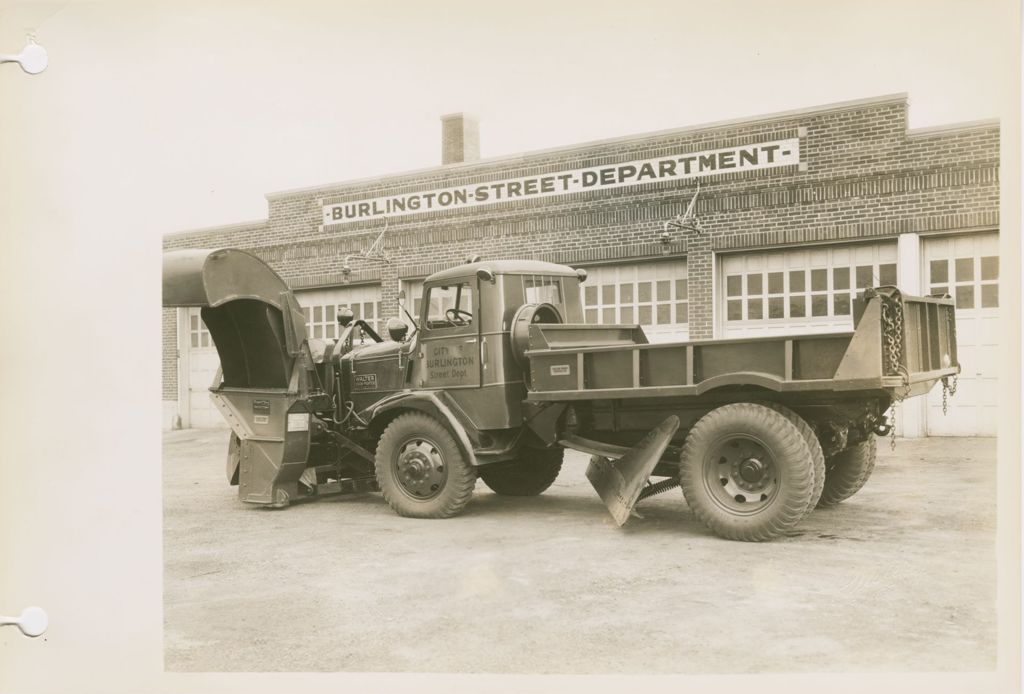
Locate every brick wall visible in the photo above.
<box><xmin>162</xmin><ymin>94</ymin><xmax>1000</xmax><ymax>400</ymax></box>
<box><xmin>162</xmin><ymin>307</ymin><xmax>177</xmax><ymax>401</ymax></box>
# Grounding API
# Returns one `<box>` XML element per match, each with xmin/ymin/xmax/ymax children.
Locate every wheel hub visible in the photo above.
<box><xmin>395</xmin><ymin>439</ymin><xmax>446</xmax><ymax>499</ymax></box>
<box><xmin>706</xmin><ymin>436</ymin><xmax>779</xmax><ymax>512</ymax></box>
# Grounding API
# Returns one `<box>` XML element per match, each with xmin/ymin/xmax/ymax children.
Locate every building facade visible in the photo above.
<box><xmin>162</xmin><ymin>93</ymin><xmax>1000</xmax><ymax>436</ymax></box>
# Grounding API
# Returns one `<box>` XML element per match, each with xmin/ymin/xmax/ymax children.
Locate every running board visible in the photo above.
<box><xmin>582</xmin><ymin>416</ymin><xmax>680</xmax><ymax>527</ymax></box>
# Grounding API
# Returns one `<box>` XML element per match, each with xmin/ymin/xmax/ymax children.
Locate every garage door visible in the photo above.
<box><xmin>923</xmin><ymin>232</ymin><xmax>999</xmax><ymax>436</ymax></box>
<box><xmin>580</xmin><ymin>259</ymin><xmax>689</xmax><ymax>342</ymax></box>
<box><xmin>720</xmin><ymin>242</ymin><xmax>898</xmax><ymax>338</ymax></box>
<box><xmin>295</xmin><ymin>284</ymin><xmax>383</xmax><ymax>340</ymax></box>
<box><xmin>184</xmin><ymin>308</ymin><xmax>225</xmax><ymax>428</ymax></box>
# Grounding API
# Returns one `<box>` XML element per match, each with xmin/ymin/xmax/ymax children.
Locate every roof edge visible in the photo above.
<box><xmin>907</xmin><ymin>118</ymin><xmax>1000</xmax><ymax>137</ymax></box>
<box><xmin>163</xmin><ymin>218</ymin><xmax>268</xmax><ymax>240</ymax></box>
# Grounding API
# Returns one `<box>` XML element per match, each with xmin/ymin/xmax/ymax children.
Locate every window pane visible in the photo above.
<box><xmin>638</xmin><ymin>305</ymin><xmax>652</xmax><ymax>324</ymax></box>
<box><xmin>955</xmin><ymin>257</ymin><xmax>974</xmax><ymax>281</ymax></box>
<box><xmin>747</xmin><ymin>274</ymin><xmax>763</xmax><ymax>295</ymax></box>
<box><xmin>585</xmin><ymin>286</ymin><xmax>597</xmax><ymax>304</ymax></box>
<box><xmin>726</xmin><ymin>275</ymin><xmax>742</xmax><ymax>297</ymax></box>
<box><xmin>789</xmin><ymin>295</ymin><xmax>806</xmax><ymax>318</ymax></box>
<box><xmin>657</xmin><ymin>280</ymin><xmax>671</xmax><ymax>301</ymax></box>
<box><xmin>314</xmin><ymin>325</ymin><xmax>323</xmax><ymax>338</ymax></box>
<box><xmin>832</xmin><ymin>267</ymin><xmax>849</xmax><ymax>291</ymax></box>
<box><xmin>981</xmin><ymin>284</ymin><xmax>998</xmax><ymax>308</ymax></box>
<box><xmin>313</xmin><ymin>305</ymin><xmax>322</xmax><ymax>322</ymax></box>
<box><xmin>585</xmin><ymin>308</ymin><xmax>597</xmax><ymax>323</ymax></box>
<box><xmin>327</xmin><ymin>323</ymin><xmax>336</xmax><ymax>339</ymax></box>
<box><xmin>981</xmin><ymin>256</ymin><xmax>998</xmax><ymax>280</ymax></box>
<box><xmin>930</xmin><ymin>259</ymin><xmax>948</xmax><ymax>284</ymax></box>
<box><xmin>955</xmin><ymin>285</ymin><xmax>975</xmax><ymax>309</ymax></box>
<box><xmin>602</xmin><ymin>307</ymin><xmax>615</xmax><ymax>323</ymax></box>
<box><xmin>364</xmin><ymin>302</ymin><xmax>374</xmax><ymax>317</ymax></box>
<box><xmin>789</xmin><ymin>271</ymin><xmax>805</xmax><ymax>293</ymax></box>
<box><xmin>727</xmin><ymin>300</ymin><xmax>742</xmax><ymax>321</ymax></box>
<box><xmin>856</xmin><ymin>266</ymin><xmax>873</xmax><ymax>288</ymax></box>
<box><xmin>191</xmin><ymin>333</ymin><xmax>199</xmax><ymax>348</ymax></box>
<box><xmin>202</xmin><ymin>333</ymin><xmax>210</xmax><ymax>347</ymax></box>
<box><xmin>675</xmin><ymin>279</ymin><xmax>688</xmax><ymax>301</ymax></box>
<box><xmin>768</xmin><ymin>297</ymin><xmax>784</xmax><ymax>319</ymax></box>
<box><xmin>302</xmin><ymin>307</ymin><xmax>310</xmax><ymax>323</ymax></box>
<box><xmin>812</xmin><ymin>268</ymin><xmax>827</xmax><ymax>291</ymax></box>
<box><xmin>656</xmin><ymin>304</ymin><xmax>670</xmax><ymax>324</ymax></box>
<box><xmin>326</xmin><ymin>305</ymin><xmax>335</xmax><ymax>321</ymax></box>
<box><xmin>811</xmin><ymin>294</ymin><xmax>828</xmax><ymax>316</ymax></box>
<box><xmin>190</xmin><ymin>315</ymin><xmax>199</xmax><ymax>331</ymax></box>
<box><xmin>931</xmin><ymin>285</ymin><xmax>948</xmax><ymax>296</ymax></box>
<box><xmin>676</xmin><ymin>303</ymin><xmax>688</xmax><ymax>323</ymax></box>
<box><xmin>602</xmin><ymin>284</ymin><xmax>615</xmax><ymax>304</ymax></box>
<box><xmin>834</xmin><ymin>294</ymin><xmax>851</xmax><ymax>316</ymax></box>
<box><xmin>620</xmin><ymin>284</ymin><xmax>634</xmax><ymax>303</ymax></box>
<box><xmin>747</xmin><ymin>298</ymin><xmax>763</xmax><ymax>320</ymax></box>
<box><xmin>621</xmin><ymin>306</ymin><xmax>634</xmax><ymax>323</ymax></box>
<box><xmin>879</xmin><ymin>263</ymin><xmax>897</xmax><ymax>286</ymax></box>
<box><xmin>638</xmin><ymin>282</ymin><xmax>652</xmax><ymax>302</ymax></box>
<box><xmin>767</xmin><ymin>272</ymin><xmax>783</xmax><ymax>294</ymax></box>
<box><xmin>352</xmin><ymin>304</ymin><xmax>361</xmax><ymax>319</ymax></box>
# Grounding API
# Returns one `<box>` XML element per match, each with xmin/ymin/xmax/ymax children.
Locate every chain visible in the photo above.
<box><xmin>941</xmin><ymin>373</ymin><xmax>959</xmax><ymax>416</ymax></box>
<box><xmin>880</xmin><ymin>293</ymin><xmax>909</xmax><ymax>450</ymax></box>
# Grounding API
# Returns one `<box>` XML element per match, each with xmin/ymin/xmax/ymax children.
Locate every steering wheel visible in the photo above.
<box><xmin>445</xmin><ymin>307</ymin><xmax>473</xmax><ymax>326</ymax></box>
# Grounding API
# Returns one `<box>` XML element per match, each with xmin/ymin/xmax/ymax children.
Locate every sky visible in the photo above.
<box><xmin>1</xmin><ymin>0</ymin><xmax>1019</xmax><ymax>237</ymax></box>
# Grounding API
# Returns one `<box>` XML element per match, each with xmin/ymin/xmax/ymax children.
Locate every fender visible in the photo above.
<box><xmin>365</xmin><ymin>390</ymin><xmax>481</xmax><ymax>467</ymax></box>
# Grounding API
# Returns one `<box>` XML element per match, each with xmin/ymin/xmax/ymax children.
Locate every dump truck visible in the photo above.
<box><xmin>163</xmin><ymin>248</ymin><xmax>960</xmax><ymax>541</ymax></box>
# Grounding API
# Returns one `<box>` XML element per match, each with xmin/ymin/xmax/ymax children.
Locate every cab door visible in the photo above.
<box><xmin>416</xmin><ymin>278</ymin><xmax>481</xmax><ymax>390</ymax></box>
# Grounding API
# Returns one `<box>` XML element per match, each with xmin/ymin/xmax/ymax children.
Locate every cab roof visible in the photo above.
<box><xmin>425</xmin><ymin>259</ymin><xmax>578</xmax><ymax>284</ymax></box>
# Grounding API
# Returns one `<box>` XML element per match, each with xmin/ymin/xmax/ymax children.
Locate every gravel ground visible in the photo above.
<box><xmin>163</xmin><ymin>430</ymin><xmax>996</xmax><ymax>674</ymax></box>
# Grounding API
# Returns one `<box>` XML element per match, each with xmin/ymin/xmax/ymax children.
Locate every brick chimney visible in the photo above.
<box><xmin>440</xmin><ymin>113</ymin><xmax>480</xmax><ymax>165</ymax></box>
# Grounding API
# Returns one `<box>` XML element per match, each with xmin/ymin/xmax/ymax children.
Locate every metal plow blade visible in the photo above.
<box><xmin>585</xmin><ymin>415</ymin><xmax>680</xmax><ymax>526</ymax></box>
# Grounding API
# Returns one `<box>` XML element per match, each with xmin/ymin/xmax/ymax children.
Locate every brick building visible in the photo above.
<box><xmin>162</xmin><ymin>93</ymin><xmax>1000</xmax><ymax>436</ymax></box>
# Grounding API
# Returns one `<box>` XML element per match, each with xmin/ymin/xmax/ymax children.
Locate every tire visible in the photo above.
<box><xmin>678</xmin><ymin>403</ymin><xmax>814</xmax><ymax>541</ymax></box>
<box><xmin>479</xmin><ymin>447</ymin><xmax>564</xmax><ymax>496</ymax></box>
<box><xmin>817</xmin><ymin>437</ymin><xmax>877</xmax><ymax>507</ymax></box>
<box><xmin>760</xmin><ymin>403</ymin><xmax>825</xmax><ymax>517</ymax></box>
<box><xmin>375</xmin><ymin>412</ymin><xmax>476</xmax><ymax>518</ymax></box>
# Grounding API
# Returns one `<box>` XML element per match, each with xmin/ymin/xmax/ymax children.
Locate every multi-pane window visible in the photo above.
<box><xmin>579</xmin><ymin>260</ymin><xmax>688</xmax><ymax>340</ymax></box>
<box><xmin>928</xmin><ymin>254</ymin><xmax>998</xmax><ymax>310</ymax></box>
<box><xmin>723</xmin><ymin>243</ymin><xmax>898</xmax><ymax>332</ymax></box>
<box><xmin>297</xmin><ymin>286</ymin><xmax>382</xmax><ymax>340</ymax></box>
<box><xmin>189</xmin><ymin>309</ymin><xmax>212</xmax><ymax>349</ymax></box>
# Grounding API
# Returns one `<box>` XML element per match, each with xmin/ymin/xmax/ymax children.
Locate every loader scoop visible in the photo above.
<box><xmin>585</xmin><ymin>416</ymin><xmax>680</xmax><ymax>526</ymax></box>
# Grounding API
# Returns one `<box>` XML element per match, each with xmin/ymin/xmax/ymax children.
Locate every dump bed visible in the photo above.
<box><xmin>525</xmin><ymin>288</ymin><xmax>958</xmax><ymax>401</ymax></box>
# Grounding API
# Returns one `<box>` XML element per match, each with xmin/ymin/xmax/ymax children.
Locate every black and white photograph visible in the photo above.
<box><xmin>1</xmin><ymin>1</ymin><xmax>1020</xmax><ymax>692</ymax></box>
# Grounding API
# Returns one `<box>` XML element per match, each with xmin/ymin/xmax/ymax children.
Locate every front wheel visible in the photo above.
<box><xmin>375</xmin><ymin>412</ymin><xmax>476</xmax><ymax>518</ymax></box>
<box><xmin>678</xmin><ymin>403</ymin><xmax>815</xmax><ymax>541</ymax></box>
<box><xmin>479</xmin><ymin>447</ymin><xmax>563</xmax><ymax>496</ymax></box>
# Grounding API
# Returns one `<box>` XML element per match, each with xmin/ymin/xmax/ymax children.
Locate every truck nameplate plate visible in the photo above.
<box><xmin>252</xmin><ymin>399</ymin><xmax>270</xmax><ymax>425</ymax></box>
<box><xmin>550</xmin><ymin>364</ymin><xmax>571</xmax><ymax>376</ymax></box>
<box><xmin>354</xmin><ymin>374</ymin><xmax>378</xmax><ymax>390</ymax></box>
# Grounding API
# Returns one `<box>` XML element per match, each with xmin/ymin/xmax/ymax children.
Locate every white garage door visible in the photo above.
<box><xmin>295</xmin><ymin>284</ymin><xmax>383</xmax><ymax>340</ymax></box>
<box><xmin>720</xmin><ymin>242</ymin><xmax>898</xmax><ymax>338</ymax></box>
<box><xmin>183</xmin><ymin>308</ymin><xmax>225</xmax><ymax>428</ymax></box>
<box><xmin>580</xmin><ymin>259</ymin><xmax>689</xmax><ymax>342</ymax></box>
<box><xmin>923</xmin><ymin>232</ymin><xmax>999</xmax><ymax>436</ymax></box>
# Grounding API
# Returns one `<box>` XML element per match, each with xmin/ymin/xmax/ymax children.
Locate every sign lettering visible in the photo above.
<box><xmin>323</xmin><ymin>138</ymin><xmax>799</xmax><ymax>226</ymax></box>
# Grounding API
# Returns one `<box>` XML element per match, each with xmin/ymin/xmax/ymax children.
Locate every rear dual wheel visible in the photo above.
<box><xmin>817</xmin><ymin>437</ymin><xmax>877</xmax><ymax>507</ymax></box>
<box><xmin>479</xmin><ymin>447</ymin><xmax>563</xmax><ymax>496</ymax></box>
<box><xmin>679</xmin><ymin>403</ymin><xmax>815</xmax><ymax>541</ymax></box>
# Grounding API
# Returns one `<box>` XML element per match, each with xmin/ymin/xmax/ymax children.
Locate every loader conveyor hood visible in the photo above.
<box><xmin>163</xmin><ymin>249</ymin><xmax>308</xmax><ymax>389</ymax></box>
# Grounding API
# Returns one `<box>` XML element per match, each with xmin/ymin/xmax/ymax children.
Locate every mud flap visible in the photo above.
<box><xmin>585</xmin><ymin>415</ymin><xmax>680</xmax><ymax>526</ymax></box>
